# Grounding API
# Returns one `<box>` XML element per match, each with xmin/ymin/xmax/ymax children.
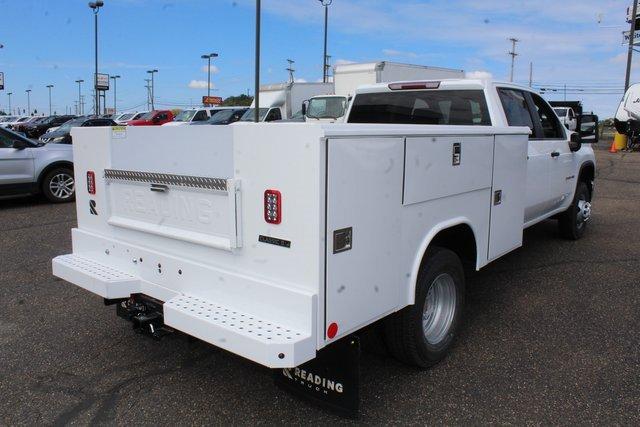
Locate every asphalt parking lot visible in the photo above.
<box><xmin>0</xmin><ymin>148</ymin><xmax>638</xmax><ymax>425</ymax></box>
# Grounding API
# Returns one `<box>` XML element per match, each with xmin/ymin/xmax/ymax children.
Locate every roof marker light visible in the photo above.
<box><xmin>388</xmin><ymin>81</ymin><xmax>441</xmax><ymax>90</ymax></box>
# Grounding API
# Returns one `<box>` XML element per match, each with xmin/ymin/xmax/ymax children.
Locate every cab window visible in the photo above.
<box><xmin>530</xmin><ymin>93</ymin><xmax>565</xmax><ymax>139</ymax></box>
<box><xmin>265</xmin><ymin>108</ymin><xmax>282</xmax><ymax>122</ymax></box>
<box><xmin>498</xmin><ymin>88</ymin><xmax>534</xmax><ymax>132</ymax></box>
<box><xmin>193</xmin><ymin>110</ymin><xmax>208</xmax><ymax>121</ymax></box>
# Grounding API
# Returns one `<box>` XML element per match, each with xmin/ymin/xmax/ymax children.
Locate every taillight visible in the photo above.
<box><xmin>264</xmin><ymin>189</ymin><xmax>282</xmax><ymax>224</ymax></box>
<box><xmin>388</xmin><ymin>81</ymin><xmax>440</xmax><ymax>90</ymax></box>
<box><xmin>87</xmin><ymin>171</ymin><xmax>96</xmax><ymax>195</ymax></box>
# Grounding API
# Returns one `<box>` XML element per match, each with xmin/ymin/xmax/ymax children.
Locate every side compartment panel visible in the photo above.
<box><xmin>488</xmin><ymin>134</ymin><xmax>528</xmax><ymax>261</ymax></box>
<box><xmin>325</xmin><ymin>137</ymin><xmax>404</xmax><ymax>341</ymax></box>
<box><xmin>404</xmin><ymin>136</ymin><xmax>494</xmax><ymax>205</ymax></box>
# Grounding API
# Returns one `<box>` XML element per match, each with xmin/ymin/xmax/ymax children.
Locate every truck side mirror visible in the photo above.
<box><xmin>302</xmin><ymin>100</ymin><xmax>308</xmax><ymax>116</ymax></box>
<box><xmin>577</xmin><ymin>114</ymin><xmax>599</xmax><ymax>144</ymax></box>
<box><xmin>12</xmin><ymin>139</ymin><xmax>29</xmax><ymax>150</ymax></box>
<box><xmin>569</xmin><ymin>133</ymin><xmax>582</xmax><ymax>152</ymax></box>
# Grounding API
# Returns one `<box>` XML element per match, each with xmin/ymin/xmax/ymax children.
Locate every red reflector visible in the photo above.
<box><xmin>388</xmin><ymin>81</ymin><xmax>441</xmax><ymax>90</ymax></box>
<box><xmin>264</xmin><ymin>189</ymin><xmax>282</xmax><ymax>224</ymax></box>
<box><xmin>87</xmin><ymin>171</ymin><xmax>96</xmax><ymax>195</ymax></box>
<box><xmin>327</xmin><ymin>322</ymin><xmax>338</xmax><ymax>339</ymax></box>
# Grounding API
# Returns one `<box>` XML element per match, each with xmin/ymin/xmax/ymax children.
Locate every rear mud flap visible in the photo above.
<box><xmin>274</xmin><ymin>336</ymin><xmax>360</xmax><ymax>418</ymax></box>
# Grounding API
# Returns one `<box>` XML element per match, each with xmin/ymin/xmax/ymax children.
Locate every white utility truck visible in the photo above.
<box><xmin>615</xmin><ymin>82</ymin><xmax>640</xmax><ymax>145</ymax></box>
<box><xmin>241</xmin><ymin>81</ymin><xmax>333</xmax><ymax>122</ymax></box>
<box><xmin>304</xmin><ymin>61</ymin><xmax>465</xmax><ymax>122</ymax></box>
<box><xmin>52</xmin><ymin>79</ymin><xmax>596</xmax><ymax>413</ymax></box>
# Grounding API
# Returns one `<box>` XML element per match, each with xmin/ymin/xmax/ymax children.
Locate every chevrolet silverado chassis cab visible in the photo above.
<box><xmin>52</xmin><ymin>79</ymin><xmax>595</xmax><ymax>413</ymax></box>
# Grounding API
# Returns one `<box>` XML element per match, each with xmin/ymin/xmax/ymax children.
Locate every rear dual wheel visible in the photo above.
<box><xmin>384</xmin><ymin>247</ymin><xmax>465</xmax><ymax>368</ymax></box>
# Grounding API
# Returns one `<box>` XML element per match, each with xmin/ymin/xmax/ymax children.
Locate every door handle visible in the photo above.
<box><xmin>551</xmin><ymin>151</ymin><xmax>560</xmax><ymax>158</ymax></box>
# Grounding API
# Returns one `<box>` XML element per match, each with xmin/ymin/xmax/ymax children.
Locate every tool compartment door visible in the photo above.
<box><xmin>324</xmin><ymin>137</ymin><xmax>405</xmax><ymax>341</ymax></box>
<box><xmin>488</xmin><ymin>134</ymin><xmax>528</xmax><ymax>261</ymax></box>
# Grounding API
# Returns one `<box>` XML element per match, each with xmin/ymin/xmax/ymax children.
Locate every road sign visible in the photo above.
<box><xmin>623</xmin><ymin>30</ymin><xmax>640</xmax><ymax>45</ymax></box>
<box><xmin>202</xmin><ymin>95</ymin><xmax>223</xmax><ymax>106</ymax></box>
<box><xmin>95</xmin><ymin>73</ymin><xmax>110</xmax><ymax>90</ymax></box>
<box><xmin>0</xmin><ymin>72</ymin><xmax>4</xmax><ymax>91</ymax></box>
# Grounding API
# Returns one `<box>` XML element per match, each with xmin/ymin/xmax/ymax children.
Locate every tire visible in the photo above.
<box><xmin>383</xmin><ymin>247</ymin><xmax>465</xmax><ymax>368</ymax></box>
<box><xmin>42</xmin><ymin>167</ymin><xmax>76</xmax><ymax>203</ymax></box>
<box><xmin>558</xmin><ymin>182</ymin><xmax>591</xmax><ymax>240</ymax></box>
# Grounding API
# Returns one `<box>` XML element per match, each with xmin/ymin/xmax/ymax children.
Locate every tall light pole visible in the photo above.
<box><xmin>46</xmin><ymin>85</ymin><xmax>54</xmax><ymax>115</ymax></box>
<box><xmin>254</xmin><ymin>0</ymin><xmax>261</xmax><ymax>123</ymax></box>
<box><xmin>147</xmin><ymin>69</ymin><xmax>158</xmax><ymax>110</ymax></box>
<box><xmin>144</xmin><ymin>78</ymin><xmax>151</xmax><ymax>110</ymax></box>
<box><xmin>75</xmin><ymin>79</ymin><xmax>84</xmax><ymax>115</ymax></box>
<box><xmin>201</xmin><ymin>53</ymin><xmax>218</xmax><ymax>101</ymax></box>
<box><xmin>7</xmin><ymin>92</ymin><xmax>11</xmax><ymax>115</ymax></box>
<box><xmin>625</xmin><ymin>0</ymin><xmax>639</xmax><ymax>91</ymax></box>
<box><xmin>89</xmin><ymin>1</ymin><xmax>104</xmax><ymax>115</ymax></box>
<box><xmin>319</xmin><ymin>0</ymin><xmax>332</xmax><ymax>83</ymax></box>
<box><xmin>508</xmin><ymin>38</ymin><xmax>519</xmax><ymax>83</ymax></box>
<box><xmin>110</xmin><ymin>75</ymin><xmax>120</xmax><ymax>114</ymax></box>
<box><xmin>25</xmin><ymin>89</ymin><xmax>31</xmax><ymax>115</ymax></box>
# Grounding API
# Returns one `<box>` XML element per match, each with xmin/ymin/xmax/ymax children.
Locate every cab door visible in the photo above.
<box><xmin>527</xmin><ymin>93</ymin><xmax>575</xmax><ymax>214</ymax></box>
<box><xmin>497</xmin><ymin>88</ymin><xmax>549</xmax><ymax>223</ymax></box>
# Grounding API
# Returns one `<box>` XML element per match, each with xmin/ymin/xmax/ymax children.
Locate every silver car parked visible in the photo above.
<box><xmin>0</xmin><ymin>126</ymin><xmax>74</xmax><ymax>202</ymax></box>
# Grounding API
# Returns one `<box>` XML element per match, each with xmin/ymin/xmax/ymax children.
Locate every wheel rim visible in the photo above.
<box><xmin>422</xmin><ymin>273</ymin><xmax>457</xmax><ymax>345</ymax></box>
<box><xmin>576</xmin><ymin>198</ymin><xmax>591</xmax><ymax>229</ymax></box>
<box><xmin>49</xmin><ymin>173</ymin><xmax>75</xmax><ymax>200</ymax></box>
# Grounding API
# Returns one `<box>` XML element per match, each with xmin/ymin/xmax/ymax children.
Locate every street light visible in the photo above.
<box><xmin>46</xmin><ymin>85</ymin><xmax>54</xmax><ymax>115</ymax></box>
<box><xmin>147</xmin><ymin>69</ymin><xmax>158</xmax><ymax>110</ymax></box>
<box><xmin>201</xmin><ymin>53</ymin><xmax>219</xmax><ymax>101</ymax></box>
<box><xmin>110</xmin><ymin>75</ymin><xmax>120</xmax><ymax>114</ymax></box>
<box><xmin>75</xmin><ymin>79</ymin><xmax>84</xmax><ymax>115</ymax></box>
<box><xmin>7</xmin><ymin>92</ymin><xmax>12</xmax><ymax>115</ymax></box>
<box><xmin>89</xmin><ymin>1</ymin><xmax>104</xmax><ymax>115</ymax></box>
<box><xmin>25</xmin><ymin>89</ymin><xmax>31</xmax><ymax>115</ymax></box>
<box><xmin>319</xmin><ymin>0</ymin><xmax>332</xmax><ymax>83</ymax></box>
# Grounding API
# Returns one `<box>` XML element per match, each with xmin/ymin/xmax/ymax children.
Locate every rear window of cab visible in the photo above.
<box><xmin>348</xmin><ymin>89</ymin><xmax>491</xmax><ymax>126</ymax></box>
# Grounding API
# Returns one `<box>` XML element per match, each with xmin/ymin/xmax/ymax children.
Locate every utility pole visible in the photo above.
<box><xmin>46</xmin><ymin>85</ymin><xmax>54</xmax><ymax>115</ymax></box>
<box><xmin>201</xmin><ymin>53</ymin><xmax>218</xmax><ymax>101</ymax></box>
<box><xmin>144</xmin><ymin>79</ymin><xmax>151</xmax><ymax>110</ymax></box>
<box><xmin>286</xmin><ymin>59</ymin><xmax>295</xmax><ymax>83</ymax></box>
<box><xmin>80</xmin><ymin>95</ymin><xmax>85</xmax><ymax>116</ymax></box>
<box><xmin>325</xmin><ymin>54</ymin><xmax>332</xmax><ymax>81</ymax></box>
<box><xmin>319</xmin><ymin>0</ymin><xmax>332</xmax><ymax>83</ymax></box>
<box><xmin>75</xmin><ymin>79</ymin><xmax>84</xmax><ymax>115</ymax></box>
<box><xmin>89</xmin><ymin>1</ymin><xmax>104</xmax><ymax>115</ymax></box>
<box><xmin>147</xmin><ymin>69</ymin><xmax>158</xmax><ymax>110</ymax></box>
<box><xmin>508</xmin><ymin>38</ymin><xmax>519</xmax><ymax>83</ymax></box>
<box><xmin>529</xmin><ymin>62</ymin><xmax>533</xmax><ymax>87</ymax></box>
<box><xmin>254</xmin><ymin>0</ymin><xmax>261</xmax><ymax>123</ymax></box>
<box><xmin>110</xmin><ymin>75</ymin><xmax>120</xmax><ymax>114</ymax></box>
<box><xmin>625</xmin><ymin>0</ymin><xmax>639</xmax><ymax>91</ymax></box>
<box><xmin>7</xmin><ymin>92</ymin><xmax>11</xmax><ymax>114</ymax></box>
<box><xmin>25</xmin><ymin>89</ymin><xmax>31</xmax><ymax>115</ymax></box>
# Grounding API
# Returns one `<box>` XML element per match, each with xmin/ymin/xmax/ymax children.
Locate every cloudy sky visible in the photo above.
<box><xmin>0</xmin><ymin>0</ymin><xmax>634</xmax><ymax>117</ymax></box>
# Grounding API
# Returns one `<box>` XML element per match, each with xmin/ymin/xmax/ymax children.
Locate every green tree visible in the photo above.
<box><xmin>221</xmin><ymin>94</ymin><xmax>253</xmax><ymax>107</ymax></box>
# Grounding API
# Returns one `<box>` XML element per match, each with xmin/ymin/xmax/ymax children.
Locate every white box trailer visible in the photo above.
<box><xmin>304</xmin><ymin>62</ymin><xmax>465</xmax><ymax>122</ymax></box>
<box><xmin>333</xmin><ymin>61</ymin><xmax>465</xmax><ymax>98</ymax></box>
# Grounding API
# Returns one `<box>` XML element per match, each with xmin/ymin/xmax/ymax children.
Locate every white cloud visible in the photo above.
<box><xmin>188</xmin><ymin>80</ymin><xmax>216</xmax><ymax>89</ymax></box>
<box><xmin>294</xmin><ymin>78</ymin><xmax>307</xmax><ymax>83</ymax></box>
<box><xmin>466</xmin><ymin>70</ymin><xmax>493</xmax><ymax>79</ymax></box>
<box><xmin>382</xmin><ymin>49</ymin><xmax>418</xmax><ymax>58</ymax></box>
<box><xmin>334</xmin><ymin>59</ymin><xmax>355</xmax><ymax>66</ymax></box>
<box><xmin>201</xmin><ymin>65</ymin><xmax>220</xmax><ymax>74</ymax></box>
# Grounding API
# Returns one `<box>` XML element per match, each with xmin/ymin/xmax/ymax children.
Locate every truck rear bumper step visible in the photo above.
<box><xmin>52</xmin><ymin>254</ymin><xmax>140</xmax><ymax>299</ymax></box>
<box><xmin>52</xmin><ymin>253</ymin><xmax>316</xmax><ymax>368</ymax></box>
<box><xmin>164</xmin><ymin>294</ymin><xmax>314</xmax><ymax>368</ymax></box>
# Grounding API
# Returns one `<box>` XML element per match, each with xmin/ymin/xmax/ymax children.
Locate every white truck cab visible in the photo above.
<box><xmin>553</xmin><ymin>106</ymin><xmax>577</xmax><ymax>131</ymax></box>
<box><xmin>241</xmin><ymin>82</ymin><xmax>333</xmax><ymax>122</ymax></box>
<box><xmin>52</xmin><ymin>78</ymin><xmax>595</xmax><ymax>412</ymax></box>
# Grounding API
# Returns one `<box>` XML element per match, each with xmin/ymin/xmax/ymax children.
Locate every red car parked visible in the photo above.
<box><xmin>127</xmin><ymin>110</ymin><xmax>174</xmax><ymax>126</ymax></box>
